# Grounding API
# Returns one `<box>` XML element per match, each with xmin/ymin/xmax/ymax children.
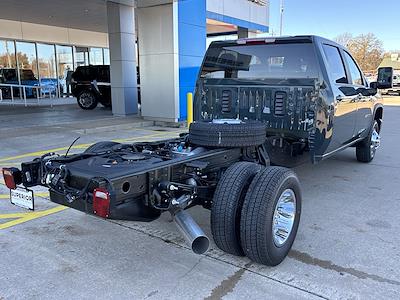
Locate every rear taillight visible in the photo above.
<box><xmin>2</xmin><ymin>167</ymin><xmax>22</xmax><ymax>190</ymax></box>
<box><xmin>93</xmin><ymin>188</ymin><xmax>110</xmax><ymax>218</ymax></box>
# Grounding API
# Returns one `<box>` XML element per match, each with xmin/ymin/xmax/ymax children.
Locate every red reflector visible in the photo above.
<box><xmin>2</xmin><ymin>168</ymin><xmax>21</xmax><ymax>190</ymax></box>
<box><xmin>93</xmin><ymin>188</ymin><xmax>110</xmax><ymax>218</ymax></box>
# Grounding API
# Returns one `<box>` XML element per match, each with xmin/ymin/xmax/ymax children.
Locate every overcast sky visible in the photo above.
<box><xmin>268</xmin><ymin>0</ymin><xmax>399</xmax><ymax>51</ymax></box>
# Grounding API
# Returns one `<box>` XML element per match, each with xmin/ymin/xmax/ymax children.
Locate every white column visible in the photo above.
<box><xmin>107</xmin><ymin>1</ymin><xmax>138</xmax><ymax>116</ymax></box>
<box><xmin>137</xmin><ymin>0</ymin><xmax>206</xmax><ymax>122</ymax></box>
<box><xmin>137</xmin><ymin>3</ymin><xmax>179</xmax><ymax>122</ymax></box>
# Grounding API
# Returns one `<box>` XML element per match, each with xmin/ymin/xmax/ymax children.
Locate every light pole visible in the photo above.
<box><xmin>279</xmin><ymin>0</ymin><xmax>284</xmax><ymax>36</ymax></box>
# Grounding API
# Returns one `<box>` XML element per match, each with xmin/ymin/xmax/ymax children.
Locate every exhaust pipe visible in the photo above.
<box><xmin>172</xmin><ymin>209</ymin><xmax>210</xmax><ymax>255</ymax></box>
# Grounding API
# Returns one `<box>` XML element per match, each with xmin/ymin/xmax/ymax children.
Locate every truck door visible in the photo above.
<box><xmin>342</xmin><ymin>50</ymin><xmax>373</xmax><ymax>138</ymax></box>
<box><xmin>322</xmin><ymin>44</ymin><xmax>357</xmax><ymax>150</ymax></box>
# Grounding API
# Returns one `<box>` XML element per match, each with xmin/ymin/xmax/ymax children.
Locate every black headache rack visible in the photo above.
<box><xmin>194</xmin><ymin>78</ymin><xmax>321</xmax><ymax>166</ymax></box>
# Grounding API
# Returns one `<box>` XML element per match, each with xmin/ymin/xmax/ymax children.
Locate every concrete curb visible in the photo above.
<box><xmin>74</xmin><ymin>120</ymin><xmax>155</xmax><ymax>134</ymax></box>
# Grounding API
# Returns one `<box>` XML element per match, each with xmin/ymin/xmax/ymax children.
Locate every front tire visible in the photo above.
<box><xmin>211</xmin><ymin>162</ymin><xmax>262</xmax><ymax>256</ymax></box>
<box><xmin>77</xmin><ymin>91</ymin><xmax>98</xmax><ymax>110</ymax></box>
<box><xmin>240</xmin><ymin>167</ymin><xmax>302</xmax><ymax>266</ymax></box>
<box><xmin>356</xmin><ymin>120</ymin><xmax>380</xmax><ymax>163</ymax></box>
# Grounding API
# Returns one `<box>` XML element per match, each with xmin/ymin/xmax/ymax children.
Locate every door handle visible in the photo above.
<box><xmin>336</xmin><ymin>95</ymin><xmax>344</xmax><ymax>102</ymax></box>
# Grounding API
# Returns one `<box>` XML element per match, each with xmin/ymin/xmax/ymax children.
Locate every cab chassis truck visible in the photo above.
<box><xmin>2</xmin><ymin>36</ymin><xmax>391</xmax><ymax>266</ymax></box>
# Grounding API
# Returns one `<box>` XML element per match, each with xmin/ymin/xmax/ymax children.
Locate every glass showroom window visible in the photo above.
<box><xmin>56</xmin><ymin>45</ymin><xmax>73</xmax><ymax>96</ymax></box>
<box><xmin>0</xmin><ymin>40</ymin><xmax>17</xmax><ymax>98</ymax></box>
<box><xmin>0</xmin><ymin>40</ymin><xmax>16</xmax><ymax>69</ymax></box>
<box><xmin>89</xmin><ymin>47</ymin><xmax>104</xmax><ymax>65</ymax></box>
<box><xmin>103</xmin><ymin>48</ymin><xmax>110</xmax><ymax>65</ymax></box>
<box><xmin>74</xmin><ymin>46</ymin><xmax>89</xmax><ymax>69</ymax></box>
<box><xmin>16</xmin><ymin>41</ymin><xmax>39</xmax><ymax>98</ymax></box>
<box><xmin>15</xmin><ymin>41</ymin><xmax>38</xmax><ymax>83</ymax></box>
<box><xmin>37</xmin><ymin>43</ymin><xmax>57</xmax><ymax>97</ymax></box>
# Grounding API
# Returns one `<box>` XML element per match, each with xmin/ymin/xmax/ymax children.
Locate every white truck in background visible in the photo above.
<box><xmin>381</xmin><ymin>68</ymin><xmax>400</xmax><ymax>95</ymax></box>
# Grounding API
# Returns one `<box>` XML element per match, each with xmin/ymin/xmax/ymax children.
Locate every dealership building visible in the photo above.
<box><xmin>0</xmin><ymin>0</ymin><xmax>269</xmax><ymax>122</ymax></box>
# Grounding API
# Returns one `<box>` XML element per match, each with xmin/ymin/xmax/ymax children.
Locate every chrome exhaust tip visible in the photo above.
<box><xmin>172</xmin><ymin>209</ymin><xmax>210</xmax><ymax>255</ymax></box>
<box><xmin>191</xmin><ymin>235</ymin><xmax>210</xmax><ymax>255</ymax></box>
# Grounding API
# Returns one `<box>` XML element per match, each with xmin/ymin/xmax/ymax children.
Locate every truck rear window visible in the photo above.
<box><xmin>201</xmin><ymin>43</ymin><xmax>319</xmax><ymax>80</ymax></box>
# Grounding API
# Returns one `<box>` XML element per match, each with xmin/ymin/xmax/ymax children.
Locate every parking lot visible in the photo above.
<box><xmin>1</xmin><ymin>98</ymin><xmax>400</xmax><ymax>300</ymax></box>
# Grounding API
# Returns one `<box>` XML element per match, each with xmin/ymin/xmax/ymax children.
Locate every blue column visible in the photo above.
<box><xmin>177</xmin><ymin>0</ymin><xmax>206</xmax><ymax>121</ymax></box>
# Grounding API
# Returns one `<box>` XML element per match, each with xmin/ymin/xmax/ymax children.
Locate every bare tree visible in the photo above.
<box><xmin>334</xmin><ymin>33</ymin><xmax>384</xmax><ymax>71</ymax></box>
<box><xmin>348</xmin><ymin>34</ymin><xmax>384</xmax><ymax>71</ymax></box>
<box><xmin>334</xmin><ymin>33</ymin><xmax>353</xmax><ymax>48</ymax></box>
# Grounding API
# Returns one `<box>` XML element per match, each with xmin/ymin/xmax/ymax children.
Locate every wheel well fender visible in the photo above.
<box><xmin>374</xmin><ymin>106</ymin><xmax>383</xmax><ymax>128</ymax></box>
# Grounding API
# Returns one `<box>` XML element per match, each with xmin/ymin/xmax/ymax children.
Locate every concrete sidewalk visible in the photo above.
<box><xmin>0</xmin><ymin>96</ymin><xmax>77</xmax><ymax>107</ymax></box>
<box><xmin>384</xmin><ymin>95</ymin><xmax>400</xmax><ymax>106</ymax></box>
<box><xmin>0</xmin><ymin>104</ymin><xmax>153</xmax><ymax>139</ymax></box>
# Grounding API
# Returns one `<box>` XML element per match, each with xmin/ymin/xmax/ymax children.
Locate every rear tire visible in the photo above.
<box><xmin>356</xmin><ymin>120</ymin><xmax>380</xmax><ymax>163</ymax></box>
<box><xmin>77</xmin><ymin>91</ymin><xmax>98</xmax><ymax>110</ymax></box>
<box><xmin>211</xmin><ymin>162</ymin><xmax>262</xmax><ymax>256</ymax></box>
<box><xmin>240</xmin><ymin>167</ymin><xmax>302</xmax><ymax>266</ymax></box>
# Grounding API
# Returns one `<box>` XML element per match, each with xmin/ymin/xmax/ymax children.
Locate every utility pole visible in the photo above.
<box><xmin>279</xmin><ymin>0</ymin><xmax>284</xmax><ymax>36</ymax></box>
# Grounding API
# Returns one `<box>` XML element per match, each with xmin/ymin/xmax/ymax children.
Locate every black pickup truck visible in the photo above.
<box><xmin>2</xmin><ymin>36</ymin><xmax>392</xmax><ymax>266</ymax></box>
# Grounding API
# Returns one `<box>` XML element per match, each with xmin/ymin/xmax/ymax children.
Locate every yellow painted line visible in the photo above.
<box><xmin>0</xmin><ymin>192</ymin><xmax>49</xmax><ymax>199</ymax></box>
<box><xmin>0</xmin><ymin>131</ymin><xmax>182</xmax><ymax>163</ymax></box>
<box><xmin>0</xmin><ymin>206</ymin><xmax>68</xmax><ymax>230</ymax></box>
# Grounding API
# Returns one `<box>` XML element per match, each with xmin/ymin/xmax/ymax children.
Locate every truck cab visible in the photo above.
<box><xmin>194</xmin><ymin>35</ymin><xmax>385</xmax><ymax>164</ymax></box>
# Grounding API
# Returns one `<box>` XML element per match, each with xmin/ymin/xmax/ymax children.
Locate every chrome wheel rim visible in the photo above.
<box><xmin>79</xmin><ymin>92</ymin><xmax>94</xmax><ymax>108</ymax></box>
<box><xmin>370</xmin><ymin>122</ymin><xmax>380</xmax><ymax>158</ymax></box>
<box><xmin>272</xmin><ymin>189</ymin><xmax>296</xmax><ymax>247</ymax></box>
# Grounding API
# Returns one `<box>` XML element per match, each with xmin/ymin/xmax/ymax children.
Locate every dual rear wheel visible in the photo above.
<box><xmin>211</xmin><ymin>162</ymin><xmax>302</xmax><ymax>266</ymax></box>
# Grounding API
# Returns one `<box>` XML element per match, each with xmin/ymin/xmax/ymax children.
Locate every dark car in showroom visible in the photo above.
<box><xmin>71</xmin><ymin>65</ymin><xmax>140</xmax><ymax>110</ymax></box>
